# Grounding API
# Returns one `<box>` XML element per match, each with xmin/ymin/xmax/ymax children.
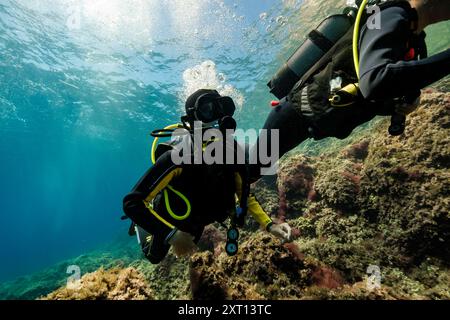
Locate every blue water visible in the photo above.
<box><xmin>0</xmin><ymin>0</ymin><xmax>308</xmax><ymax>281</ymax></box>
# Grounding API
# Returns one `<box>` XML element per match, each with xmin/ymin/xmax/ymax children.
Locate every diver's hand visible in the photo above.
<box><xmin>168</xmin><ymin>230</ymin><xmax>198</xmax><ymax>258</ymax></box>
<box><xmin>269</xmin><ymin>223</ymin><xmax>293</xmax><ymax>243</ymax></box>
<box><xmin>396</xmin><ymin>96</ymin><xmax>420</xmax><ymax>116</ymax></box>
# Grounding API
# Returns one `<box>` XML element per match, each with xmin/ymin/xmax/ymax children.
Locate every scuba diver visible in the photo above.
<box><xmin>252</xmin><ymin>0</ymin><xmax>450</xmax><ymax>177</ymax></box>
<box><xmin>123</xmin><ymin>89</ymin><xmax>293</xmax><ymax>264</ymax></box>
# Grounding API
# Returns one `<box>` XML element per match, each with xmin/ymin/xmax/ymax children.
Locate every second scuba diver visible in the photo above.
<box><xmin>123</xmin><ymin>89</ymin><xmax>293</xmax><ymax>264</ymax></box>
<box><xmin>252</xmin><ymin>0</ymin><xmax>450</xmax><ymax>178</ymax></box>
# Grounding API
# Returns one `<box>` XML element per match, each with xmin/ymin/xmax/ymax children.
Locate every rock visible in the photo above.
<box><xmin>277</xmin><ymin>154</ymin><xmax>316</xmax><ymax>219</ymax></box>
<box><xmin>42</xmin><ymin>267</ymin><xmax>154</xmax><ymax>300</ymax></box>
<box><xmin>197</xmin><ymin>225</ymin><xmax>226</xmax><ymax>253</ymax></box>
<box><xmin>252</xmin><ymin>91</ymin><xmax>450</xmax><ymax>298</ymax></box>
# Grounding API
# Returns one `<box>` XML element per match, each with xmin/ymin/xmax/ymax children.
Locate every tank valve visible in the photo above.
<box><xmin>271</xmin><ymin>101</ymin><xmax>280</xmax><ymax>107</ymax></box>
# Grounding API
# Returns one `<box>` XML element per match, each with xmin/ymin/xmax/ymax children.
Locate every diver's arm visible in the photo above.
<box><xmin>123</xmin><ymin>151</ymin><xmax>182</xmax><ymax>234</ymax></box>
<box><xmin>360</xmin><ymin>49</ymin><xmax>450</xmax><ymax>99</ymax></box>
<box><xmin>248</xmin><ymin>195</ymin><xmax>274</xmax><ymax>231</ymax></box>
<box><xmin>359</xmin><ymin>6</ymin><xmax>450</xmax><ymax>100</ymax></box>
<box><xmin>234</xmin><ymin>173</ymin><xmax>273</xmax><ymax>230</ymax></box>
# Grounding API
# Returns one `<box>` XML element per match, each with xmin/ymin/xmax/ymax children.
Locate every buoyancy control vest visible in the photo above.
<box><xmin>150</xmin><ymin>126</ymin><xmax>243</xmax><ymax>228</ymax></box>
<box><xmin>148</xmin><ymin>124</ymin><xmax>251</xmax><ymax>256</ymax></box>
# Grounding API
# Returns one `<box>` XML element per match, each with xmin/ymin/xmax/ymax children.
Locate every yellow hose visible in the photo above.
<box><xmin>164</xmin><ymin>186</ymin><xmax>192</xmax><ymax>221</ymax></box>
<box><xmin>150</xmin><ymin>123</ymin><xmax>192</xmax><ymax>221</ymax></box>
<box><xmin>353</xmin><ymin>0</ymin><xmax>369</xmax><ymax>79</ymax></box>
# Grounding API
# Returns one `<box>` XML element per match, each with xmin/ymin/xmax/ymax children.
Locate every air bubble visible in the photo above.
<box><xmin>181</xmin><ymin>60</ymin><xmax>245</xmax><ymax>112</ymax></box>
<box><xmin>276</xmin><ymin>15</ymin><xmax>288</xmax><ymax>26</ymax></box>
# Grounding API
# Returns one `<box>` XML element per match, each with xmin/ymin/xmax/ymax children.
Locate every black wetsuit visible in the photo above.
<box><xmin>253</xmin><ymin>2</ymin><xmax>450</xmax><ymax>178</ymax></box>
<box><xmin>359</xmin><ymin>5</ymin><xmax>450</xmax><ymax>100</ymax></box>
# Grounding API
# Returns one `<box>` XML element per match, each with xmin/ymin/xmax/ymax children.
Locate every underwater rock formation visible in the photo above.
<box><xmin>186</xmin><ymin>90</ymin><xmax>450</xmax><ymax>300</ymax></box>
<box><xmin>0</xmin><ymin>235</ymin><xmax>141</xmax><ymax>300</ymax></box>
<box><xmin>197</xmin><ymin>225</ymin><xmax>227</xmax><ymax>254</ymax></box>
<box><xmin>258</xmin><ymin>90</ymin><xmax>450</xmax><ymax>299</ymax></box>
<box><xmin>277</xmin><ymin>154</ymin><xmax>316</xmax><ymax>219</ymax></box>
<box><xmin>42</xmin><ymin>267</ymin><xmax>154</xmax><ymax>300</ymax></box>
<box><xmin>3</xmin><ymin>91</ymin><xmax>448</xmax><ymax>301</ymax></box>
<box><xmin>137</xmin><ymin>254</ymin><xmax>191</xmax><ymax>300</ymax></box>
<box><xmin>189</xmin><ymin>233</ymin><xmax>350</xmax><ymax>300</ymax></box>
<box><xmin>41</xmin><ymin>91</ymin><xmax>450</xmax><ymax>300</ymax></box>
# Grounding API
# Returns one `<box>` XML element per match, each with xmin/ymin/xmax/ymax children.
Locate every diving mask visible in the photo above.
<box><xmin>192</xmin><ymin>93</ymin><xmax>236</xmax><ymax>124</ymax></box>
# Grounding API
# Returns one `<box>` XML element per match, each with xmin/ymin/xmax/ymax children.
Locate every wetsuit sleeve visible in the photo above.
<box><xmin>358</xmin><ymin>6</ymin><xmax>450</xmax><ymax>100</ymax></box>
<box><xmin>235</xmin><ymin>173</ymin><xmax>273</xmax><ymax>230</ymax></box>
<box><xmin>123</xmin><ymin>151</ymin><xmax>182</xmax><ymax>234</ymax></box>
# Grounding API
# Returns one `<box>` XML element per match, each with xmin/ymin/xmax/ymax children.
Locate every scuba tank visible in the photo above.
<box><xmin>267</xmin><ymin>7</ymin><xmax>358</xmax><ymax>99</ymax></box>
<box><xmin>268</xmin><ymin>0</ymin><xmax>415</xmax><ymax>137</ymax></box>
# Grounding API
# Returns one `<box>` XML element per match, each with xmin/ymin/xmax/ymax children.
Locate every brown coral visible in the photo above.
<box><xmin>189</xmin><ymin>251</ymin><xmax>264</xmax><ymax>300</ymax></box>
<box><xmin>197</xmin><ymin>225</ymin><xmax>226</xmax><ymax>253</ymax></box>
<box><xmin>252</xmin><ymin>90</ymin><xmax>450</xmax><ymax>299</ymax></box>
<box><xmin>42</xmin><ymin>267</ymin><xmax>154</xmax><ymax>300</ymax></box>
<box><xmin>277</xmin><ymin>155</ymin><xmax>316</xmax><ymax>219</ymax></box>
<box><xmin>343</xmin><ymin>140</ymin><xmax>370</xmax><ymax>161</ymax></box>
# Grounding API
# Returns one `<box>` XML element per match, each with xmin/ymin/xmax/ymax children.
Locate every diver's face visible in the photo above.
<box><xmin>198</xmin><ymin>101</ymin><xmax>216</xmax><ymax>122</ymax></box>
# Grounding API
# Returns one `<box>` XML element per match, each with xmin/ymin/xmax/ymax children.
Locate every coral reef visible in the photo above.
<box><xmin>184</xmin><ymin>90</ymin><xmax>450</xmax><ymax>300</ymax></box>
<box><xmin>42</xmin><ymin>267</ymin><xmax>154</xmax><ymax>300</ymax></box>
<box><xmin>2</xmin><ymin>91</ymin><xmax>448</xmax><ymax>301</ymax></box>
<box><xmin>0</xmin><ymin>235</ymin><xmax>140</xmax><ymax>300</ymax></box>
<box><xmin>260</xmin><ymin>90</ymin><xmax>450</xmax><ymax>299</ymax></box>
<box><xmin>277</xmin><ymin>155</ymin><xmax>316</xmax><ymax>219</ymax></box>
<box><xmin>136</xmin><ymin>254</ymin><xmax>191</xmax><ymax>300</ymax></box>
<box><xmin>197</xmin><ymin>225</ymin><xmax>227</xmax><ymax>254</ymax></box>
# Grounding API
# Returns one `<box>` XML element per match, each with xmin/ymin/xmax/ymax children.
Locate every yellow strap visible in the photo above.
<box><xmin>150</xmin><ymin>125</ymin><xmax>192</xmax><ymax>223</ymax></box>
<box><xmin>327</xmin><ymin>3</ymin><xmax>367</xmax><ymax>109</ymax></box>
<box><xmin>148</xmin><ymin>144</ymin><xmax>192</xmax><ymax>223</ymax></box>
<box><xmin>151</xmin><ymin>123</ymin><xmax>184</xmax><ymax>165</ymax></box>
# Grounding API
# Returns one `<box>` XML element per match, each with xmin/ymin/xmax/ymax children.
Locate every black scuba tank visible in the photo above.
<box><xmin>267</xmin><ymin>8</ymin><xmax>357</xmax><ymax>99</ymax></box>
